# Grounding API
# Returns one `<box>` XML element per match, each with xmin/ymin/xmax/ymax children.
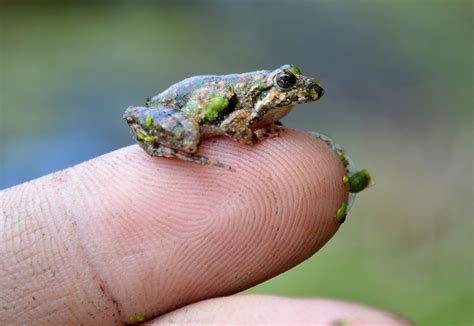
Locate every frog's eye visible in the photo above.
<box><xmin>275</xmin><ymin>71</ymin><xmax>296</xmax><ymax>89</ymax></box>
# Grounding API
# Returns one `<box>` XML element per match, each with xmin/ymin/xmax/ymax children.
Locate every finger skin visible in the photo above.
<box><xmin>0</xmin><ymin>129</ymin><xmax>348</xmax><ymax>324</ymax></box>
<box><xmin>153</xmin><ymin>295</ymin><xmax>412</xmax><ymax>325</ymax></box>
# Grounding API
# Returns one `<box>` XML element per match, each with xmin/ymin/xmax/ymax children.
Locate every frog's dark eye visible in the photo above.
<box><xmin>275</xmin><ymin>71</ymin><xmax>296</xmax><ymax>89</ymax></box>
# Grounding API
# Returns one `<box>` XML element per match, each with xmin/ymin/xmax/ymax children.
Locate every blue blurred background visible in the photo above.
<box><xmin>1</xmin><ymin>1</ymin><xmax>472</xmax><ymax>324</ymax></box>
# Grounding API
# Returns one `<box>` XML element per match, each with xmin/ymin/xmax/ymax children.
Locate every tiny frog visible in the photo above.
<box><xmin>124</xmin><ymin>64</ymin><xmax>324</xmax><ymax>169</ymax></box>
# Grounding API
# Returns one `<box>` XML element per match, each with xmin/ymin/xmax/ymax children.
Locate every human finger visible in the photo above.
<box><xmin>1</xmin><ymin>129</ymin><xmax>348</xmax><ymax>324</ymax></box>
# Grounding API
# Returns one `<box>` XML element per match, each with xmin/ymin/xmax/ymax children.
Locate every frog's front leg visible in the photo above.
<box><xmin>124</xmin><ymin>106</ymin><xmax>233</xmax><ymax>170</ymax></box>
<box><xmin>220</xmin><ymin>110</ymin><xmax>283</xmax><ymax>145</ymax></box>
<box><xmin>220</xmin><ymin>110</ymin><xmax>260</xmax><ymax>145</ymax></box>
<box><xmin>255</xmin><ymin>121</ymin><xmax>285</xmax><ymax>139</ymax></box>
<box><xmin>143</xmin><ymin>144</ymin><xmax>234</xmax><ymax>170</ymax></box>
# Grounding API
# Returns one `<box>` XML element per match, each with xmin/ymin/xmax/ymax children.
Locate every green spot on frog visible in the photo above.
<box><xmin>288</xmin><ymin>65</ymin><xmax>301</xmax><ymax>75</ymax></box>
<box><xmin>335</xmin><ymin>149</ymin><xmax>349</xmax><ymax>167</ymax></box>
<box><xmin>145</xmin><ymin>113</ymin><xmax>153</xmax><ymax>127</ymax></box>
<box><xmin>136</xmin><ymin>315</ymin><xmax>144</xmax><ymax>322</ymax></box>
<box><xmin>128</xmin><ymin>315</ymin><xmax>136</xmax><ymax>323</ymax></box>
<box><xmin>348</xmin><ymin>169</ymin><xmax>372</xmax><ymax>193</ymax></box>
<box><xmin>336</xmin><ymin>202</ymin><xmax>347</xmax><ymax>222</ymax></box>
<box><xmin>204</xmin><ymin>96</ymin><xmax>229</xmax><ymax>122</ymax></box>
<box><xmin>136</xmin><ymin>130</ymin><xmax>146</xmax><ymax>140</ymax></box>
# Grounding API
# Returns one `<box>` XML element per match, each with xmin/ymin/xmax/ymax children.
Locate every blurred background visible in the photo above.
<box><xmin>1</xmin><ymin>0</ymin><xmax>472</xmax><ymax>324</ymax></box>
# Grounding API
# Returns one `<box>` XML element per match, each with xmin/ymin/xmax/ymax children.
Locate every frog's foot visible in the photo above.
<box><xmin>225</xmin><ymin>123</ymin><xmax>283</xmax><ymax>146</ymax></box>
<box><xmin>144</xmin><ymin>143</ymin><xmax>235</xmax><ymax>172</ymax></box>
<box><xmin>255</xmin><ymin>122</ymin><xmax>285</xmax><ymax>140</ymax></box>
<box><xmin>220</xmin><ymin>110</ymin><xmax>279</xmax><ymax>146</ymax></box>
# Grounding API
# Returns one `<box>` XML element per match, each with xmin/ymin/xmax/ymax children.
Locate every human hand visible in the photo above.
<box><xmin>0</xmin><ymin>129</ymin><xmax>409</xmax><ymax>325</ymax></box>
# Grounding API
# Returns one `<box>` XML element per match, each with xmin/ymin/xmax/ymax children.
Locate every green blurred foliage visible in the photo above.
<box><xmin>1</xmin><ymin>1</ymin><xmax>472</xmax><ymax>325</ymax></box>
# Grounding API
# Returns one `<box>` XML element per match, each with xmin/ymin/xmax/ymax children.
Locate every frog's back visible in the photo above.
<box><xmin>146</xmin><ymin>70</ymin><xmax>270</xmax><ymax>109</ymax></box>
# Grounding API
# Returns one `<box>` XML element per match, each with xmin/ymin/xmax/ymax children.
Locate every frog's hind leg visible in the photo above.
<box><xmin>125</xmin><ymin>106</ymin><xmax>234</xmax><ymax>171</ymax></box>
<box><xmin>143</xmin><ymin>143</ymin><xmax>235</xmax><ymax>171</ymax></box>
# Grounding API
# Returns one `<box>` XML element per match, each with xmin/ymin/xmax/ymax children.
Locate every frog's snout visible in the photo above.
<box><xmin>305</xmin><ymin>78</ymin><xmax>324</xmax><ymax>99</ymax></box>
<box><xmin>315</xmin><ymin>82</ymin><xmax>324</xmax><ymax>98</ymax></box>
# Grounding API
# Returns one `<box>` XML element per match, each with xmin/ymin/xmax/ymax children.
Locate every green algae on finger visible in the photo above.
<box><xmin>336</xmin><ymin>202</ymin><xmax>347</xmax><ymax>223</ymax></box>
<box><xmin>348</xmin><ymin>169</ymin><xmax>373</xmax><ymax>193</ymax></box>
<box><xmin>335</xmin><ymin>149</ymin><xmax>349</xmax><ymax>168</ymax></box>
<box><xmin>342</xmin><ymin>175</ymin><xmax>349</xmax><ymax>184</ymax></box>
<box><xmin>307</xmin><ymin>131</ymin><xmax>374</xmax><ymax>215</ymax></box>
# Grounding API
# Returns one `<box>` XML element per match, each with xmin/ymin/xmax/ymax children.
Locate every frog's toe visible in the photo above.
<box><xmin>266</xmin><ymin>122</ymin><xmax>285</xmax><ymax>138</ymax></box>
<box><xmin>178</xmin><ymin>152</ymin><xmax>235</xmax><ymax>171</ymax></box>
<box><xmin>144</xmin><ymin>143</ymin><xmax>234</xmax><ymax>171</ymax></box>
<box><xmin>255</xmin><ymin>123</ymin><xmax>285</xmax><ymax>141</ymax></box>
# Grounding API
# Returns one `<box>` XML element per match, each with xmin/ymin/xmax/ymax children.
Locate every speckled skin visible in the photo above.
<box><xmin>124</xmin><ymin>64</ymin><xmax>324</xmax><ymax>169</ymax></box>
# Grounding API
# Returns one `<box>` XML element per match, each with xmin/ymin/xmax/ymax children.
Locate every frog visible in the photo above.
<box><xmin>123</xmin><ymin>64</ymin><xmax>324</xmax><ymax>170</ymax></box>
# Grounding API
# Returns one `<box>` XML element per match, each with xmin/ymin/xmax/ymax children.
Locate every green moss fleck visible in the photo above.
<box><xmin>335</xmin><ymin>149</ymin><xmax>349</xmax><ymax>167</ymax></box>
<box><xmin>136</xmin><ymin>315</ymin><xmax>144</xmax><ymax>322</ymax></box>
<box><xmin>288</xmin><ymin>65</ymin><xmax>301</xmax><ymax>75</ymax></box>
<box><xmin>136</xmin><ymin>131</ymin><xmax>145</xmax><ymax>140</ymax></box>
<box><xmin>145</xmin><ymin>113</ymin><xmax>153</xmax><ymax>127</ymax></box>
<box><xmin>348</xmin><ymin>169</ymin><xmax>372</xmax><ymax>193</ymax></box>
<box><xmin>205</xmin><ymin>96</ymin><xmax>229</xmax><ymax>122</ymax></box>
<box><xmin>342</xmin><ymin>175</ymin><xmax>349</xmax><ymax>184</ymax></box>
<box><xmin>338</xmin><ymin>214</ymin><xmax>347</xmax><ymax>224</ymax></box>
<box><xmin>143</xmin><ymin>136</ymin><xmax>155</xmax><ymax>142</ymax></box>
<box><xmin>336</xmin><ymin>202</ymin><xmax>347</xmax><ymax>222</ymax></box>
<box><xmin>128</xmin><ymin>315</ymin><xmax>136</xmax><ymax>323</ymax></box>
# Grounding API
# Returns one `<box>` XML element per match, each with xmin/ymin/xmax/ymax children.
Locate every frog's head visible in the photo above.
<box><xmin>254</xmin><ymin>64</ymin><xmax>324</xmax><ymax>110</ymax></box>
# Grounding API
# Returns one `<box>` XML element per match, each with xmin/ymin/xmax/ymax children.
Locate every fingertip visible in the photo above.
<box><xmin>102</xmin><ymin>129</ymin><xmax>348</xmax><ymax>316</ymax></box>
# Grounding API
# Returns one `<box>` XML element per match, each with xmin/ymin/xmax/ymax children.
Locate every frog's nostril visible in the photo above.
<box><xmin>308</xmin><ymin>79</ymin><xmax>324</xmax><ymax>98</ymax></box>
<box><xmin>316</xmin><ymin>84</ymin><xmax>324</xmax><ymax>98</ymax></box>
